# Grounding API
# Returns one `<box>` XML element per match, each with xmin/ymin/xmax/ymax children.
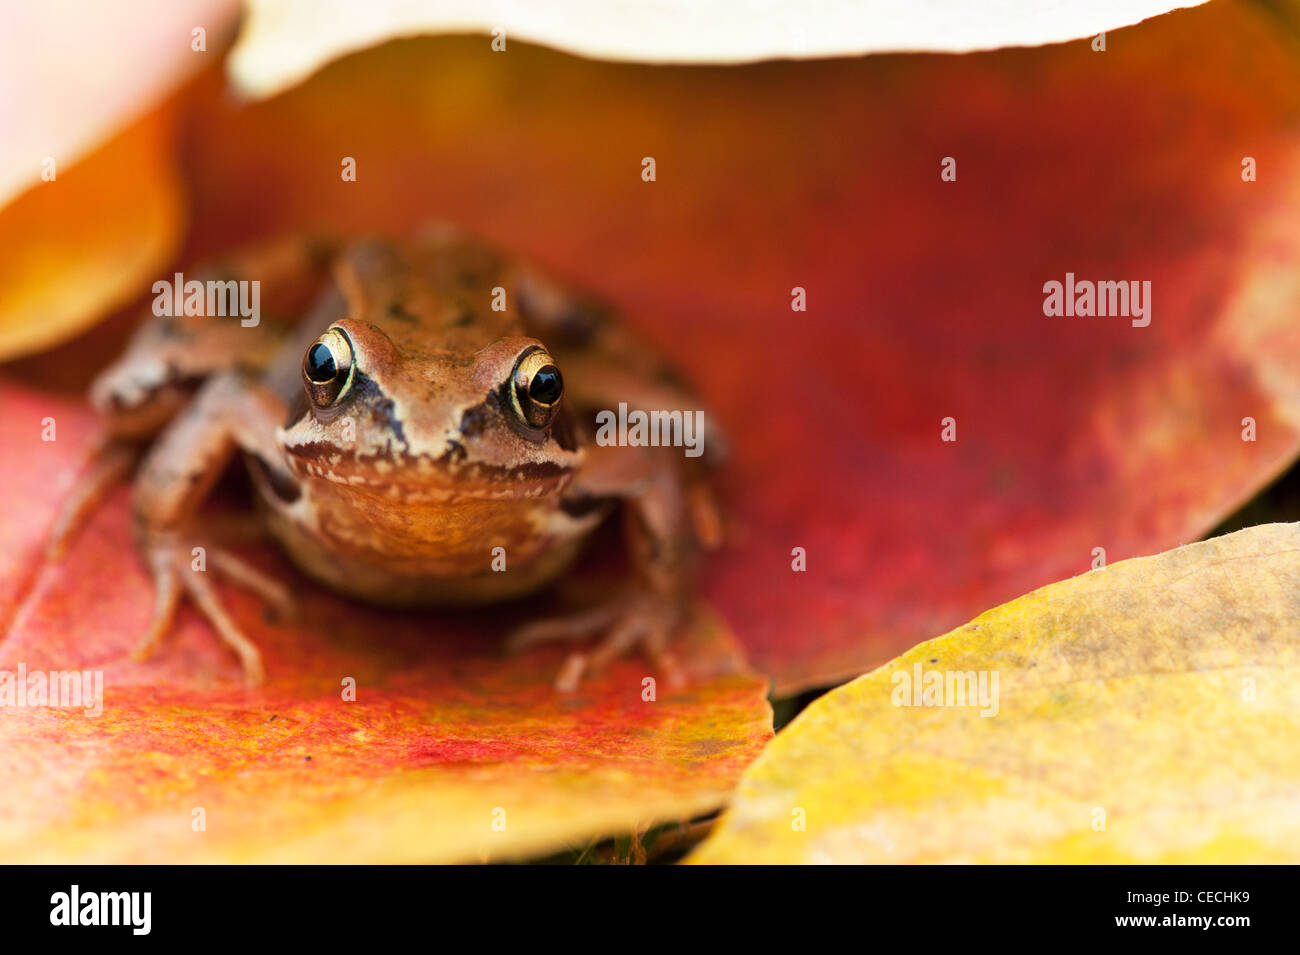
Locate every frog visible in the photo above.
<box><xmin>47</xmin><ymin>225</ymin><xmax>721</xmax><ymax>691</ymax></box>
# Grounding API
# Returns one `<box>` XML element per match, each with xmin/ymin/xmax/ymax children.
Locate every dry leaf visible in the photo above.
<box><xmin>692</xmin><ymin>523</ymin><xmax>1300</xmax><ymax>863</ymax></box>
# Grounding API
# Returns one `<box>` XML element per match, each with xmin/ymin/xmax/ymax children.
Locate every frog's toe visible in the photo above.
<box><xmin>46</xmin><ymin>438</ymin><xmax>138</xmax><ymax>563</ymax></box>
<box><xmin>132</xmin><ymin>534</ymin><xmax>273</xmax><ymax>686</ymax></box>
<box><xmin>208</xmin><ymin>549</ymin><xmax>296</xmax><ymax>623</ymax></box>
<box><xmin>504</xmin><ymin>603</ymin><xmax>620</xmax><ymax>653</ymax></box>
<box><xmin>178</xmin><ymin>561</ymin><xmax>266</xmax><ymax>686</ymax></box>
<box><xmin>510</xmin><ymin>594</ymin><xmax>686</xmax><ymax>693</ymax></box>
<box><xmin>132</xmin><ymin>548</ymin><xmax>183</xmax><ymax>663</ymax></box>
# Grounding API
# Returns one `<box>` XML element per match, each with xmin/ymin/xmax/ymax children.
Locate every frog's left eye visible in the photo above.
<box><xmin>509</xmin><ymin>348</ymin><xmax>564</xmax><ymax>429</ymax></box>
<box><xmin>302</xmin><ymin>328</ymin><xmax>354</xmax><ymax>407</ymax></box>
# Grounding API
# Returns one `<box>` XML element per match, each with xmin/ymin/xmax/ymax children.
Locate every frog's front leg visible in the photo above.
<box><xmin>130</xmin><ymin>373</ymin><xmax>296</xmax><ymax>685</ymax></box>
<box><xmin>509</xmin><ymin>443</ymin><xmax>699</xmax><ymax>692</ymax></box>
<box><xmin>45</xmin><ymin>235</ymin><xmax>337</xmax><ymax>563</ymax></box>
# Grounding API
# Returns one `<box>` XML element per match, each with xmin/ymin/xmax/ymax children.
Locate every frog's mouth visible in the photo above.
<box><xmin>281</xmin><ymin>441</ymin><xmax>575</xmax><ymax>501</ymax></box>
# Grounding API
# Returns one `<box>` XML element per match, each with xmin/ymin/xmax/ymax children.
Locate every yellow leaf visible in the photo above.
<box><xmin>691</xmin><ymin>523</ymin><xmax>1300</xmax><ymax>863</ymax></box>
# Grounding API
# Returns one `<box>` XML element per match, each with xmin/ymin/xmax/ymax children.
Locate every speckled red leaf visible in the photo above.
<box><xmin>0</xmin><ymin>387</ymin><xmax>771</xmax><ymax>863</ymax></box>
<box><xmin>157</xmin><ymin>0</ymin><xmax>1300</xmax><ymax>691</ymax></box>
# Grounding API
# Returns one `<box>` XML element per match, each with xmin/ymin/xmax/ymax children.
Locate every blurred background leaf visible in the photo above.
<box><xmin>227</xmin><ymin>0</ymin><xmax>1211</xmax><ymax>96</ymax></box>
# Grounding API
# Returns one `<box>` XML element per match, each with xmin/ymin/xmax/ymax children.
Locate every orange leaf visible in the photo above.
<box><xmin>0</xmin><ymin>0</ymin><xmax>241</xmax><ymax>361</ymax></box>
<box><xmin>0</xmin><ymin>107</ymin><xmax>185</xmax><ymax>362</ymax></box>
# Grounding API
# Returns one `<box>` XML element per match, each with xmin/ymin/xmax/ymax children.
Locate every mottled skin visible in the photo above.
<box><xmin>53</xmin><ymin>226</ymin><xmax>719</xmax><ymax>690</ymax></box>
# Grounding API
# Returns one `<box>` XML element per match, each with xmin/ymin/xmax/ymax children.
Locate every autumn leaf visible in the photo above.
<box><xmin>0</xmin><ymin>390</ymin><xmax>771</xmax><ymax>864</ymax></box>
<box><xmin>691</xmin><ymin>522</ymin><xmax>1300</xmax><ymax>864</ymax></box>
<box><xmin>0</xmin><ymin>0</ymin><xmax>240</xmax><ymax>362</ymax></box>
<box><xmin>173</xmin><ymin>0</ymin><xmax>1300</xmax><ymax>691</ymax></box>
<box><xmin>0</xmin><ymin>0</ymin><xmax>237</xmax><ymax>208</ymax></box>
<box><xmin>0</xmin><ymin>107</ymin><xmax>185</xmax><ymax>363</ymax></box>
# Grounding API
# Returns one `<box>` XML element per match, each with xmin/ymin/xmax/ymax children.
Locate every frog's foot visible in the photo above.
<box><xmin>507</xmin><ymin>592</ymin><xmax>686</xmax><ymax>693</ymax></box>
<box><xmin>133</xmin><ymin>533</ymin><xmax>295</xmax><ymax>686</ymax></box>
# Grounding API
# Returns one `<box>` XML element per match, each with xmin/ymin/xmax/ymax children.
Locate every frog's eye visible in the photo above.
<box><xmin>302</xmin><ymin>328</ymin><xmax>354</xmax><ymax>407</ymax></box>
<box><xmin>509</xmin><ymin>348</ymin><xmax>564</xmax><ymax>429</ymax></box>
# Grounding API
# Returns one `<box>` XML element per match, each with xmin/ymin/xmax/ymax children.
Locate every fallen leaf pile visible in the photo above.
<box><xmin>2</xmin><ymin>0</ymin><xmax>1298</xmax><ymax>863</ymax></box>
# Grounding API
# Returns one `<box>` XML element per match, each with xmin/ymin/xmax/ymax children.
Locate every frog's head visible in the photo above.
<box><xmin>279</xmin><ymin>317</ymin><xmax>582</xmax><ymax>502</ymax></box>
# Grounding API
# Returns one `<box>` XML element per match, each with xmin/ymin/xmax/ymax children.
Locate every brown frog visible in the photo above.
<box><xmin>49</xmin><ymin>225</ymin><xmax>720</xmax><ymax>690</ymax></box>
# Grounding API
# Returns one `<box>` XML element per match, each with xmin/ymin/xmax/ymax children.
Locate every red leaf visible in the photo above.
<box><xmin>171</xmin><ymin>2</ymin><xmax>1300</xmax><ymax>690</ymax></box>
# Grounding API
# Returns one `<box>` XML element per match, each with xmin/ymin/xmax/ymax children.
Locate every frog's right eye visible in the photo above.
<box><xmin>302</xmin><ymin>328</ymin><xmax>354</xmax><ymax>407</ymax></box>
